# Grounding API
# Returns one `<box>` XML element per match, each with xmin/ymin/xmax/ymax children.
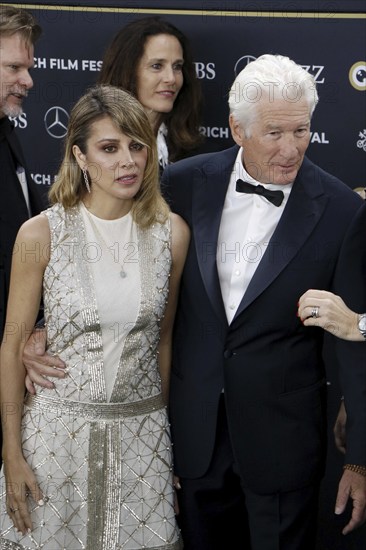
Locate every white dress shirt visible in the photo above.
<box><xmin>157</xmin><ymin>122</ymin><xmax>169</xmax><ymax>169</ymax></box>
<box><xmin>217</xmin><ymin>148</ymin><xmax>293</xmax><ymax>324</ymax></box>
<box><xmin>17</xmin><ymin>165</ymin><xmax>31</xmax><ymax>216</ymax></box>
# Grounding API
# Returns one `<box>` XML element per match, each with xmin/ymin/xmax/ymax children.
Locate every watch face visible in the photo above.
<box><xmin>359</xmin><ymin>315</ymin><xmax>366</xmax><ymax>332</ymax></box>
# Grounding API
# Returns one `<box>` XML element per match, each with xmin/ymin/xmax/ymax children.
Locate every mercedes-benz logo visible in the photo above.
<box><xmin>234</xmin><ymin>55</ymin><xmax>257</xmax><ymax>76</ymax></box>
<box><xmin>44</xmin><ymin>106</ymin><xmax>69</xmax><ymax>138</ymax></box>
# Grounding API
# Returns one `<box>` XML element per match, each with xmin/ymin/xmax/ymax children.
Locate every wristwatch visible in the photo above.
<box><xmin>358</xmin><ymin>314</ymin><xmax>366</xmax><ymax>340</ymax></box>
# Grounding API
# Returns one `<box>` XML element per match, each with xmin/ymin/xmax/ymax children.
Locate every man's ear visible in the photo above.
<box><xmin>72</xmin><ymin>145</ymin><xmax>86</xmax><ymax>170</ymax></box>
<box><xmin>229</xmin><ymin>114</ymin><xmax>246</xmax><ymax>147</ymax></box>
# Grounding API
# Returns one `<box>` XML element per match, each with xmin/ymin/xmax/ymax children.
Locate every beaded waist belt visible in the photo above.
<box><xmin>24</xmin><ymin>392</ymin><xmax>165</xmax><ymax>421</ymax></box>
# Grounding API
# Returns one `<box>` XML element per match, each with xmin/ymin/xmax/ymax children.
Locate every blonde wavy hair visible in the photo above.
<box><xmin>49</xmin><ymin>85</ymin><xmax>169</xmax><ymax>227</ymax></box>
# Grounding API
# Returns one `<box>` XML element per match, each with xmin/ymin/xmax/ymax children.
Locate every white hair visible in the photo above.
<box><xmin>228</xmin><ymin>54</ymin><xmax>319</xmax><ymax>136</ymax></box>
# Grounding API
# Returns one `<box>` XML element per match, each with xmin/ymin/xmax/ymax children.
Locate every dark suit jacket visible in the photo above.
<box><xmin>161</xmin><ymin>145</ymin><xmax>364</xmax><ymax>495</ymax></box>
<box><xmin>0</xmin><ymin>120</ymin><xmax>45</xmax><ymax>340</ymax></box>
<box><xmin>333</xmin><ymin>203</ymin><xmax>366</xmax><ymax>468</ymax></box>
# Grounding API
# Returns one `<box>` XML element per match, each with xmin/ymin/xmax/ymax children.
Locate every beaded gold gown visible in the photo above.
<box><xmin>0</xmin><ymin>203</ymin><xmax>182</xmax><ymax>549</ymax></box>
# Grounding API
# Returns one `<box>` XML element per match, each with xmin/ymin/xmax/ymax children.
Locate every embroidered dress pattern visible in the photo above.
<box><xmin>0</xmin><ymin>203</ymin><xmax>182</xmax><ymax>549</ymax></box>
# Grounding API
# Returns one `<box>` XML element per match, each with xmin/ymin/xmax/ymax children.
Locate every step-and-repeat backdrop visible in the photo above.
<box><xmin>6</xmin><ymin>3</ymin><xmax>366</xmax><ymax>201</ymax></box>
<box><xmin>4</xmin><ymin>3</ymin><xmax>366</xmax><ymax>548</ymax></box>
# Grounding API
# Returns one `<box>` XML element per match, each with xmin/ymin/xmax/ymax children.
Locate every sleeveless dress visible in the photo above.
<box><xmin>0</xmin><ymin>203</ymin><xmax>182</xmax><ymax>549</ymax></box>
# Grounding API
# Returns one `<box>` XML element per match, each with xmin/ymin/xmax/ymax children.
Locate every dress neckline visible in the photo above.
<box><xmin>80</xmin><ymin>201</ymin><xmax>132</xmax><ymax>224</ymax></box>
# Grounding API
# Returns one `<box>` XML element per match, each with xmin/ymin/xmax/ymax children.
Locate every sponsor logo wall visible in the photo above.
<box><xmin>11</xmin><ymin>5</ymin><xmax>366</xmax><ymax>199</ymax></box>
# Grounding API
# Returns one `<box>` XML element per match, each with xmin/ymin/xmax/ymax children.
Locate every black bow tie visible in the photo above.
<box><xmin>236</xmin><ymin>179</ymin><xmax>284</xmax><ymax>207</ymax></box>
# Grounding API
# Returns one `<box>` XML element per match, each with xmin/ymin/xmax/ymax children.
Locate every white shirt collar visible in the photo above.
<box><xmin>157</xmin><ymin>122</ymin><xmax>169</xmax><ymax>168</ymax></box>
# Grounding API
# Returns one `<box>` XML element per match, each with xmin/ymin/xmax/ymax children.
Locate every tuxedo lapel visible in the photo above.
<box><xmin>7</xmin><ymin>126</ymin><xmax>27</xmax><ymax>168</ymax></box>
<box><xmin>0</xmin><ymin>142</ymin><xmax>29</xmax><ymax>224</ymax></box>
<box><xmin>1</xmin><ymin>120</ymin><xmax>45</xmax><ymax>216</ymax></box>
<box><xmin>192</xmin><ymin>146</ymin><xmax>238</xmax><ymax>323</ymax></box>
<box><xmin>234</xmin><ymin>157</ymin><xmax>329</xmax><ymax>318</ymax></box>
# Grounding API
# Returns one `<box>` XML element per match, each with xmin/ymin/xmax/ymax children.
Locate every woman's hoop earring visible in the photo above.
<box><xmin>82</xmin><ymin>167</ymin><xmax>91</xmax><ymax>193</ymax></box>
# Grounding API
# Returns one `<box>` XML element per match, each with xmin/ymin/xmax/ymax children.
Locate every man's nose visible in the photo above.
<box><xmin>19</xmin><ymin>70</ymin><xmax>33</xmax><ymax>90</ymax></box>
<box><xmin>280</xmin><ymin>135</ymin><xmax>298</xmax><ymax>158</ymax></box>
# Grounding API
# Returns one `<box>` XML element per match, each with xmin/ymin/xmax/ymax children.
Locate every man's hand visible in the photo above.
<box><xmin>23</xmin><ymin>328</ymin><xmax>66</xmax><ymax>394</ymax></box>
<box><xmin>173</xmin><ymin>475</ymin><xmax>181</xmax><ymax>515</ymax></box>
<box><xmin>335</xmin><ymin>469</ymin><xmax>366</xmax><ymax>534</ymax></box>
<box><xmin>334</xmin><ymin>400</ymin><xmax>347</xmax><ymax>454</ymax></box>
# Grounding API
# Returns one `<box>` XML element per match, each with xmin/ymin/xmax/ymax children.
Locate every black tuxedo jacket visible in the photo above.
<box><xmin>0</xmin><ymin>120</ymin><xmax>45</xmax><ymax>340</ymax></box>
<box><xmin>333</xmin><ymin>202</ymin><xmax>366</xmax><ymax>467</ymax></box>
<box><xmin>162</xmin><ymin>146</ymin><xmax>364</xmax><ymax>495</ymax></box>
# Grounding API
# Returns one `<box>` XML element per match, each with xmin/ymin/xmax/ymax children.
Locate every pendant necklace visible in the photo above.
<box><xmin>83</xmin><ymin>204</ymin><xmax>132</xmax><ymax>279</ymax></box>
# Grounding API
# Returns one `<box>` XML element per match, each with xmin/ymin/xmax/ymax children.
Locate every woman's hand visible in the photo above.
<box><xmin>4</xmin><ymin>456</ymin><xmax>44</xmax><ymax>535</ymax></box>
<box><xmin>298</xmin><ymin>289</ymin><xmax>362</xmax><ymax>341</ymax></box>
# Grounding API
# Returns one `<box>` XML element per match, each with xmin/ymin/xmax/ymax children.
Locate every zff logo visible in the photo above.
<box><xmin>44</xmin><ymin>106</ymin><xmax>69</xmax><ymax>138</ymax></box>
<box><xmin>233</xmin><ymin>56</ymin><xmax>325</xmax><ymax>83</ymax></box>
<box><xmin>349</xmin><ymin>62</ymin><xmax>366</xmax><ymax>91</ymax></box>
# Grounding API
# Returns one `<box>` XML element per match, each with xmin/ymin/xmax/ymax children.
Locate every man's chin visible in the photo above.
<box><xmin>2</xmin><ymin>103</ymin><xmax>23</xmax><ymax>119</ymax></box>
<box><xmin>272</xmin><ymin>169</ymin><xmax>298</xmax><ymax>185</ymax></box>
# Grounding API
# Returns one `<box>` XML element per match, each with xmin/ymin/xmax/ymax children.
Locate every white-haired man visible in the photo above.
<box><xmin>161</xmin><ymin>54</ymin><xmax>366</xmax><ymax>549</ymax></box>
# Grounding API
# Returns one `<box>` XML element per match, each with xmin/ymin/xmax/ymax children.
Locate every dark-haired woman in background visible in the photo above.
<box><xmin>98</xmin><ymin>16</ymin><xmax>204</xmax><ymax>170</ymax></box>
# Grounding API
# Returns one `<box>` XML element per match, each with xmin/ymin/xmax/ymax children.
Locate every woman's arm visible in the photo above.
<box><xmin>158</xmin><ymin>213</ymin><xmax>190</xmax><ymax>404</ymax></box>
<box><xmin>0</xmin><ymin>214</ymin><xmax>50</xmax><ymax>533</ymax></box>
<box><xmin>298</xmin><ymin>289</ymin><xmax>364</xmax><ymax>341</ymax></box>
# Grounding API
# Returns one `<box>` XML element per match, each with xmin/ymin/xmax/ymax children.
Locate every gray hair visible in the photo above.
<box><xmin>228</xmin><ymin>54</ymin><xmax>318</xmax><ymax>135</ymax></box>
